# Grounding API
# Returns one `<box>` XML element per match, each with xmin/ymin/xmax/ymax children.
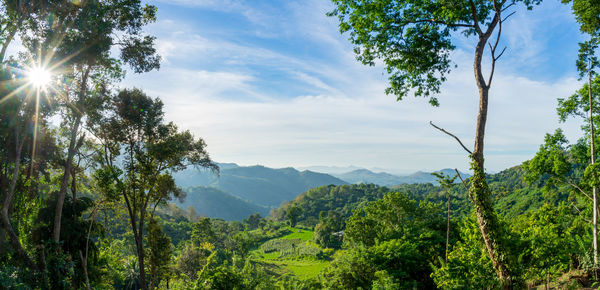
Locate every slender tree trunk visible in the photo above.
<box><xmin>471</xmin><ymin>17</ymin><xmax>512</xmax><ymax>288</ymax></box>
<box><xmin>0</xmin><ymin>131</ymin><xmax>37</xmax><ymax>270</ymax></box>
<box><xmin>137</xmin><ymin>209</ymin><xmax>148</xmax><ymax>290</ymax></box>
<box><xmin>446</xmin><ymin>191</ymin><xmax>450</xmax><ymax>264</ymax></box>
<box><xmin>79</xmin><ymin>250</ymin><xmax>91</xmax><ymax>290</ymax></box>
<box><xmin>587</xmin><ymin>63</ymin><xmax>598</xmax><ymax>268</ymax></box>
<box><xmin>53</xmin><ymin>116</ymin><xmax>81</xmax><ymax>242</ymax></box>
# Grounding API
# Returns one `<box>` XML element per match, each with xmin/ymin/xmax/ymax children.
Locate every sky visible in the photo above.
<box><xmin>119</xmin><ymin>0</ymin><xmax>587</xmax><ymax>174</ymax></box>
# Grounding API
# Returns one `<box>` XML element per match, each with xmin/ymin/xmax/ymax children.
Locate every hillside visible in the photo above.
<box><xmin>177</xmin><ymin>187</ymin><xmax>270</xmax><ymax>221</ymax></box>
<box><xmin>174</xmin><ymin>164</ymin><xmax>348</xmax><ymax>207</ymax></box>
<box><xmin>275</xmin><ymin>165</ymin><xmax>551</xmax><ymax>226</ymax></box>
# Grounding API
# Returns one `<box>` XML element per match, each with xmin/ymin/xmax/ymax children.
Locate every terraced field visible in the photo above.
<box><xmin>250</xmin><ymin>226</ymin><xmax>332</xmax><ymax>279</ymax></box>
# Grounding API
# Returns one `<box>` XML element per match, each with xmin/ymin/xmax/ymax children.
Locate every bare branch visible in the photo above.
<box><xmin>571</xmin><ymin>202</ymin><xmax>593</xmax><ymax>223</ymax></box>
<box><xmin>495</xmin><ymin>46</ymin><xmax>507</xmax><ymax>60</ymax></box>
<box><xmin>430</xmin><ymin>121</ymin><xmax>473</xmax><ymax>155</ymax></box>
<box><xmin>501</xmin><ymin>2</ymin><xmax>515</xmax><ymax>12</ymax></box>
<box><xmin>469</xmin><ymin>0</ymin><xmax>483</xmax><ymax>35</ymax></box>
<box><xmin>455</xmin><ymin>168</ymin><xmax>470</xmax><ymax>195</ymax></box>
<box><xmin>502</xmin><ymin>11</ymin><xmax>516</xmax><ymax>23</ymax></box>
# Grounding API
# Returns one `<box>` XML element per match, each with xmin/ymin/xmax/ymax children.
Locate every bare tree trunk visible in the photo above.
<box><xmin>471</xmin><ymin>12</ymin><xmax>512</xmax><ymax>288</ymax></box>
<box><xmin>446</xmin><ymin>190</ymin><xmax>450</xmax><ymax>264</ymax></box>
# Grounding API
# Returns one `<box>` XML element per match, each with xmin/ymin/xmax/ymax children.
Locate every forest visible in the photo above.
<box><xmin>1</xmin><ymin>0</ymin><xmax>600</xmax><ymax>289</ymax></box>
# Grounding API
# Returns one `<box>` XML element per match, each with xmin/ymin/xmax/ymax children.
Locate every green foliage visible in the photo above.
<box><xmin>273</xmin><ymin>183</ymin><xmax>391</xmax><ymax>227</ymax></box>
<box><xmin>328</xmin><ymin>0</ymin><xmax>540</xmax><ymax>105</ymax></box>
<box><xmin>285</xmin><ymin>205</ymin><xmax>303</xmax><ymax>227</ymax></box>
<box><xmin>513</xmin><ymin>203</ymin><xmax>584</xmax><ymax>284</ymax></box>
<box><xmin>326</xmin><ymin>192</ymin><xmax>446</xmax><ymax>288</ymax></box>
<box><xmin>146</xmin><ymin>217</ymin><xmax>173</xmax><ymax>288</ymax></box>
<box><xmin>432</xmin><ymin>217</ymin><xmax>500</xmax><ymax>289</ymax></box>
<box><xmin>314</xmin><ymin>211</ymin><xmax>343</xmax><ymax>249</ymax></box>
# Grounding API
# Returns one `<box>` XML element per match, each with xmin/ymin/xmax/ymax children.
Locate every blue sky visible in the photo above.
<box><xmin>120</xmin><ymin>0</ymin><xmax>587</xmax><ymax>174</ymax></box>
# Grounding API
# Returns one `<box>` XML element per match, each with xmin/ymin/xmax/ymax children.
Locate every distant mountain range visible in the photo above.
<box><xmin>178</xmin><ymin>187</ymin><xmax>270</xmax><ymax>221</ymax></box>
<box><xmin>173</xmin><ymin>163</ymin><xmax>470</xmax><ymax>220</ymax></box>
<box><xmin>173</xmin><ymin>163</ymin><xmax>348</xmax><ymax>220</ymax></box>
<box><xmin>332</xmin><ymin>168</ymin><xmax>471</xmax><ymax>187</ymax></box>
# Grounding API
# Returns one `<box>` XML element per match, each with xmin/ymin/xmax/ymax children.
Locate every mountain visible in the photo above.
<box><xmin>174</xmin><ymin>164</ymin><xmax>348</xmax><ymax>208</ymax></box>
<box><xmin>296</xmin><ymin>165</ymin><xmax>364</xmax><ymax>175</ymax></box>
<box><xmin>177</xmin><ymin>186</ymin><xmax>269</xmax><ymax>221</ymax></box>
<box><xmin>333</xmin><ymin>168</ymin><xmax>471</xmax><ymax>186</ymax></box>
<box><xmin>274</xmin><ymin>165</ymin><xmax>549</xmax><ymax>226</ymax></box>
<box><xmin>334</xmin><ymin>169</ymin><xmax>402</xmax><ymax>186</ymax></box>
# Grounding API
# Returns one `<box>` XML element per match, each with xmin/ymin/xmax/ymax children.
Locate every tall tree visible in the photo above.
<box><xmin>561</xmin><ymin>0</ymin><xmax>600</xmax><ymax>267</ymax></box>
<box><xmin>93</xmin><ymin>89</ymin><xmax>217</xmax><ymax>290</ymax></box>
<box><xmin>328</xmin><ymin>0</ymin><xmax>541</xmax><ymax>286</ymax></box>
<box><xmin>26</xmin><ymin>0</ymin><xmax>163</xmax><ymax>244</ymax></box>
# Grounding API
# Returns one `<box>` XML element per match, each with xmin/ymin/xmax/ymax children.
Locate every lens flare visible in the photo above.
<box><xmin>26</xmin><ymin>66</ymin><xmax>52</xmax><ymax>91</ymax></box>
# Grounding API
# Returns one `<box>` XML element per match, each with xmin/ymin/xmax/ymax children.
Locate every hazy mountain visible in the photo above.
<box><xmin>177</xmin><ymin>186</ymin><xmax>269</xmax><ymax>221</ymax></box>
<box><xmin>296</xmin><ymin>165</ymin><xmax>364</xmax><ymax>175</ymax></box>
<box><xmin>333</xmin><ymin>168</ymin><xmax>471</xmax><ymax>186</ymax></box>
<box><xmin>174</xmin><ymin>164</ymin><xmax>348</xmax><ymax>207</ymax></box>
<box><xmin>334</xmin><ymin>169</ymin><xmax>402</xmax><ymax>186</ymax></box>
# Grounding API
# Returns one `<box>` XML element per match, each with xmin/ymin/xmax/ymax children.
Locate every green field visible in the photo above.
<box><xmin>250</xmin><ymin>226</ymin><xmax>332</xmax><ymax>279</ymax></box>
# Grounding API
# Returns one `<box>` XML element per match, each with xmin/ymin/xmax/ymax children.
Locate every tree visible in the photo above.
<box><xmin>93</xmin><ymin>89</ymin><xmax>217</xmax><ymax>290</ymax></box>
<box><xmin>39</xmin><ymin>0</ymin><xmax>161</xmax><ymax>245</ymax></box>
<box><xmin>326</xmin><ymin>192</ymin><xmax>446</xmax><ymax>288</ymax></box>
<box><xmin>432</xmin><ymin>172</ymin><xmax>458</xmax><ymax>263</ymax></box>
<box><xmin>244</xmin><ymin>213</ymin><xmax>262</xmax><ymax>230</ymax></box>
<box><xmin>285</xmin><ymin>204</ymin><xmax>303</xmax><ymax>227</ymax></box>
<box><xmin>561</xmin><ymin>0</ymin><xmax>600</xmax><ymax>267</ymax></box>
<box><xmin>328</xmin><ymin>0</ymin><xmax>541</xmax><ymax>286</ymax></box>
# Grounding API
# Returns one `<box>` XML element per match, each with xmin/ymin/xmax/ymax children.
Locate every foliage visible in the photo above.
<box><xmin>326</xmin><ymin>192</ymin><xmax>446</xmax><ymax>288</ymax></box>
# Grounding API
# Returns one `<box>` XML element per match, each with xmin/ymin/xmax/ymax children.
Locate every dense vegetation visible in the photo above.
<box><xmin>1</xmin><ymin>0</ymin><xmax>600</xmax><ymax>289</ymax></box>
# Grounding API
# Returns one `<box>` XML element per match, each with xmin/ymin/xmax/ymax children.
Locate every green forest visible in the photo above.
<box><xmin>1</xmin><ymin>0</ymin><xmax>600</xmax><ymax>289</ymax></box>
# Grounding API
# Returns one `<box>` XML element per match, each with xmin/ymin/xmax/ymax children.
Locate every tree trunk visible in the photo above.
<box><xmin>137</xmin><ymin>212</ymin><xmax>148</xmax><ymax>290</ymax></box>
<box><xmin>53</xmin><ymin>116</ymin><xmax>81</xmax><ymax>242</ymax></box>
<box><xmin>446</xmin><ymin>191</ymin><xmax>450</xmax><ymax>264</ymax></box>
<box><xmin>0</xmin><ymin>132</ymin><xmax>37</xmax><ymax>270</ymax></box>
<box><xmin>79</xmin><ymin>250</ymin><xmax>91</xmax><ymax>290</ymax></box>
<box><xmin>471</xmin><ymin>19</ymin><xmax>512</xmax><ymax>288</ymax></box>
<box><xmin>587</xmin><ymin>63</ymin><xmax>597</xmax><ymax>268</ymax></box>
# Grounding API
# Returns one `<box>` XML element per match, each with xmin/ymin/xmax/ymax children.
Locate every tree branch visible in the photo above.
<box><xmin>455</xmin><ymin>168</ymin><xmax>471</xmax><ymax>199</ymax></box>
<box><xmin>469</xmin><ymin>0</ymin><xmax>483</xmax><ymax>35</ymax></box>
<box><xmin>430</xmin><ymin>121</ymin><xmax>473</xmax><ymax>155</ymax></box>
<box><xmin>571</xmin><ymin>202</ymin><xmax>593</xmax><ymax>224</ymax></box>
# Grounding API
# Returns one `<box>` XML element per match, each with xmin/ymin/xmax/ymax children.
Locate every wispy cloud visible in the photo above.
<box><xmin>121</xmin><ymin>0</ymin><xmax>585</xmax><ymax>173</ymax></box>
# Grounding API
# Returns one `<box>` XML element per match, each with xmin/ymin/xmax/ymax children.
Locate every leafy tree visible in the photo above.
<box><xmin>93</xmin><ymin>89</ymin><xmax>217</xmax><ymax>290</ymax></box>
<box><xmin>328</xmin><ymin>0</ymin><xmax>542</xmax><ymax>285</ymax></box>
<box><xmin>559</xmin><ymin>0</ymin><xmax>600</xmax><ymax>266</ymax></box>
<box><xmin>513</xmin><ymin>203</ymin><xmax>584</xmax><ymax>286</ymax></box>
<box><xmin>326</xmin><ymin>192</ymin><xmax>446</xmax><ymax>288</ymax></box>
<box><xmin>285</xmin><ymin>204</ymin><xmax>303</xmax><ymax>227</ymax></box>
<box><xmin>243</xmin><ymin>213</ymin><xmax>262</xmax><ymax>230</ymax></box>
<box><xmin>314</xmin><ymin>210</ymin><xmax>343</xmax><ymax>249</ymax></box>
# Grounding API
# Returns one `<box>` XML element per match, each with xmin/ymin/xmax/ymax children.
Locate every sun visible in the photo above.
<box><xmin>26</xmin><ymin>66</ymin><xmax>52</xmax><ymax>91</ymax></box>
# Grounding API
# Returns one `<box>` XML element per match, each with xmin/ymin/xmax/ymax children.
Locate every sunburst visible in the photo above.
<box><xmin>26</xmin><ymin>65</ymin><xmax>53</xmax><ymax>91</ymax></box>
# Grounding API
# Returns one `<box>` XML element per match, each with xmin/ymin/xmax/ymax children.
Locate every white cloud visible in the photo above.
<box><xmin>121</xmin><ymin>1</ymin><xmax>585</xmax><ymax>173</ymax></box>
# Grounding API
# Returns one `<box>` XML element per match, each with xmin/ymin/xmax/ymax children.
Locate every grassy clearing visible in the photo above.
<box><xmin>280</xmin><ymin>226</ymin><xmax>313</xmax><ymax>241</ymax></box>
